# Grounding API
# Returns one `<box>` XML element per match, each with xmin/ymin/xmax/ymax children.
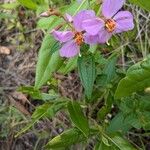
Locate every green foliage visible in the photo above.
<box><xmin>107</xmin><ymin>113</ymin><xmax>132</xmax><ymax>134</ymax></box>
<box><xmin>0</xmin><ymin>2</ymin><xmax>19</xmax><ymax>9</ymax></box>
<box><xmin>110</xmin><ymin>135</ymin><xmax>137</xmax><ymax>150</ymax></box>
<box><xmin>67</xmin><ymin>101</ymin><xmax>90</xmax><ymax>137</ymax></box>
<box><xmin>59</xmin><ymin>57</ymin><xmax>78</xmax><ymax>74</ymax></box>
<box><xmin>18</xmin><ymin>86</ymin><xmax>59</xmax><ymax>101</ymax></box>
<box><xmin>78</xmin><ymin>55</ymin><xmax>96</xmax><ymax>101</ymax></box>
<box><xmin>119</xmin><ymin>95</ymin><xmax>150</xmax><ymax>130</ymax></box>
<box><xmin>45</xmin><ymin>128</ymin><xmax>86</xmax><ymax>149</ymax></box>
<box><xmin>95</xmin><ymin>141</ymin><xmax>111</xmax><ymax>150</ymax></box>
<box><xmin>17</xmin><ymin>0</ymin><xmax>37</xmax><ymax>10</ymax></box>
<box><xmin>95</xmin><ymin>128</ymin><xmax>137</xmax><ymax>150</ymax></box>
<box><xmin>35</xmin><ymin>35</ymin><xmax>63</xmax><ymax>89</ymax></box>
<box><xmin>0</xmin><ymin>12</ymin><xmax>16</xmax><ymax>19</ymax></box>
<box><xmin>99</xmin><ymin>53</ymin><xmax>118</xmax><ymax>87</ymax></box>
<box><xmin>115</xmin><ymin>55</ymin><xmax>150</xmax><ymax>99</ymax></box>
<box><xmin>129</xmin><ymin>0</ymin><xmax>150</xmax><ymax>11</ymax></box>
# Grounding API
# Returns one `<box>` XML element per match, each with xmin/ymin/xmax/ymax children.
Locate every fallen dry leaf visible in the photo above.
<box><xmin>11</xmin><ymin>91</ymin><xmax>29</xmax><ymax>105</ymax></box>
<box><xmin>8</xmin><ymin>95</ymin><xmax>31</xmax><ymax>116</ymax></box>
<box><xmin>0</xmin><ymin>46</ymin><xmax>11</xmax><ymax>55</ymax></box>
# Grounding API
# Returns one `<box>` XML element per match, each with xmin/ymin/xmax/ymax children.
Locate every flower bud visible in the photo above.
<box><xmin>40</xmin><ymin>9</ymin><xmax>61</xmax><ymax>17</ymax></box>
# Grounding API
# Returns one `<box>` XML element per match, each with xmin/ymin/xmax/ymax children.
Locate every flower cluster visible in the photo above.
<box><xmin>51</xmin><ymin>0</ymin><xmax>134</xmax><ymax>58</ymax></box>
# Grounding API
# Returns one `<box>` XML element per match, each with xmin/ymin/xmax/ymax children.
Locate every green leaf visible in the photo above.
<box><xmin>0</xmin><ymin>12</ymin><xmax>16</xmax><ymax>19</ymax></box>
<box><xmin>37</xmin><ymin>16</ymin><xmax>63</xmax><ymax>30</ymax></box>
<box><xmin>110</xmin><ymin>135</ymin><xmax>137</xmax><ymax>150</ymax></box>
<box><xmin>97</xmin><ymin>54</ymin><xmax>118</xmax><ymax>87</ymax></box>
<box><xmin>68</xmin><ymin>101</ymin><xmax>89</xmax><ymax>137</ymax></box>
<box><xmin>129</xmin><ymin>0</ymin><xmax>150</xmax><ymax>11</ymax></box>
<box><xmin>118</xmin><ymin>96</ymin><xmax>150</xmax><ymax>130</ymax></box>
<box><xmin>107</xmin><ymin>113</ymin><xmax>132</xmax><ymax>134</ymax></box>
<box><xmin>32</xmin><ymin>100</ymin><xmax>66</xmax><ymax>119</ymax></box>
<box><xmin>94</xmin><ymin>141</ymin><xmax>112</xmax><ymax>150</ymax></box>
<box><xmin>100</xmin><ymin>53</ymin><xmax>118</xmax><ymax>86</ymax></box>
<box><xmin>0</xmin><ymin>2</ymin><xmax>19</xmax><ymax>9</ymax></box>
<box><xmin>18</xmin><ymin>86</ymin><xmax>58</xmax><ymax>101</ymax></box>
<box><xmin>17</xmin><ymin>0</ymin><xmax>37</xmax><ymax>10</ymax></box>
<box><xmin>59</xmin><ymin>56</ymin><xmax>78</xmax><ymax>74</ymax></box>
<box><xmin>115</xmin><ymin>55</ymin><xmax>150</xmax><ymax>99</ymax></box>
<box><xmin>78</xmin><ymin>55</ymin><xmax>96</xmax><ymax>101</ymax></box>
<box><xmin>37</xmin><ymin>51</ymin><xmax>63</xmax><ymax>88</ymax></box>
<box><xmin>89</xmin><ymin>45</ymin><xmax>98</xmax><ymax>53</ymax></box>
<box><xmin>35</xmin><ymin>35</ymin><xmax>63</xmax><ymax>89</ymax></box>
<box><xmin>97</xmin><ymin>106</ymin><xmax>109</xmax><ymax>121</ymax></box>
<box><xmin>102</xmin><ymin>136</ymin><xmax>111</xmax><ymax>147</ymax></box>
<box><xmin>45</xmin><ymin>128</ymin><xmax>86</xmax><ymax>149</ymax></box>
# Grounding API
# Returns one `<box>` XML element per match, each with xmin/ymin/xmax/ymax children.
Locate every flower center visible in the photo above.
<box><xmin>74</xmin><ymin>32</ymin><xmax>84</xmax><ymax>46</ymax></box>
<box><xmin>105</xmin><ymin>19</ymin><xmax>116</xmax><ymax>33</ymax></box>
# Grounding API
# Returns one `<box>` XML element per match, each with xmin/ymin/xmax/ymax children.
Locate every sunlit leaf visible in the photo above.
<box><xmin>35</xmin><ymin>35</ymin><xmax>63</xmax><ymax>89</ymax></box>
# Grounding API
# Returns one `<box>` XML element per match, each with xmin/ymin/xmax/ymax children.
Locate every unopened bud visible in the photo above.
<box><xmin>65</xmin><ymin>13</ymin><xmax>73</xmax><ymax>22</ymax></box>
<box><xmin>40</xmin><ymin>9</ymin><xmax>61</xmax><ymax>17</ymax></box>
<box><xmin>40</xmin><ymin>11</ymin><xmax>50</xmax><ymax>17</ymax></box>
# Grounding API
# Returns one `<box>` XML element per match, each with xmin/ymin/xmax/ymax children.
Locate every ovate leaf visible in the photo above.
<box><xmin>115</xmin><ymin>55</ymin><xmax>150</xmax><ymax>99</ymax></box>
<box><xmin>101</xmin><ymin>54</ymin><xmax>118</xmax><ymax>86</ymax></box>
<box><xmin>78</xmin><ymin>55</ymin><xmax>96</xmax><ymax>101</ymax></box>
<box><xmin>107</xmin><ymin>113</ymin><xmax>132</xmax><ymax>134</ymax></box>
<box><xmin>68</xmin><ymin>101</ymin><xmax>89</xmax><ymax>137</ymax></box>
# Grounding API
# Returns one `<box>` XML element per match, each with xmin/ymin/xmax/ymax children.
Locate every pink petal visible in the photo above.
<box><xmin>84</xmin><ymin>33</ymin><xmax>99</xmax><ymax>44</ymax></box>
<box><xmin>52</xmin><ymin>30</ymin><xmax>74</xmax><ymax>43</ymax></box>
<box><xmin>102</xmin><ymin>0</ymin><xmax>125</xmax><ymax>18</ymax></box>
<box><xmin>60</xmin><ymin>41</ymin><xmax>80</xmax><ymax>58</ymax></box>
<box><xmin>73</xmin><ymin>10</ymin><xmax>96</xmax><ymax>32</ymax></box>
<box><xmin>113</xmin><ymin>11</ymin><xmax>134</xmax><ymax>33</ymax></box>
<box><xmin>82</xmin><ymin>18</ymin><xmax>104</xmax><ymax>35</ymax></box>
<box><xmin>98</xmin><ymin>29</ymin><xmax>112</xmax><ymax>43</ymax></box>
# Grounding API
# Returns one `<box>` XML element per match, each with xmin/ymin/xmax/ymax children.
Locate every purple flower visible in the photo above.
<box><xmin>52</xmin><ymin>10</ymin><xmax>98</xmax><ymax>58</ymax></box>
<box><xmin>82</xmin><ymin>0</ymin><xmax>134</xmax><ymax>43</ymax></box>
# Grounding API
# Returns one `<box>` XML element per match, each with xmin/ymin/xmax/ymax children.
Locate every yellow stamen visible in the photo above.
<box><xmin>105</xmin><ymin>19</ymin><xmax>116</xmax><ymax>33</ymax></box>
<box><xmin>74</xmin><ymin>32</ymin><xmax>84</xmax><ymax>46</ymax></box>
